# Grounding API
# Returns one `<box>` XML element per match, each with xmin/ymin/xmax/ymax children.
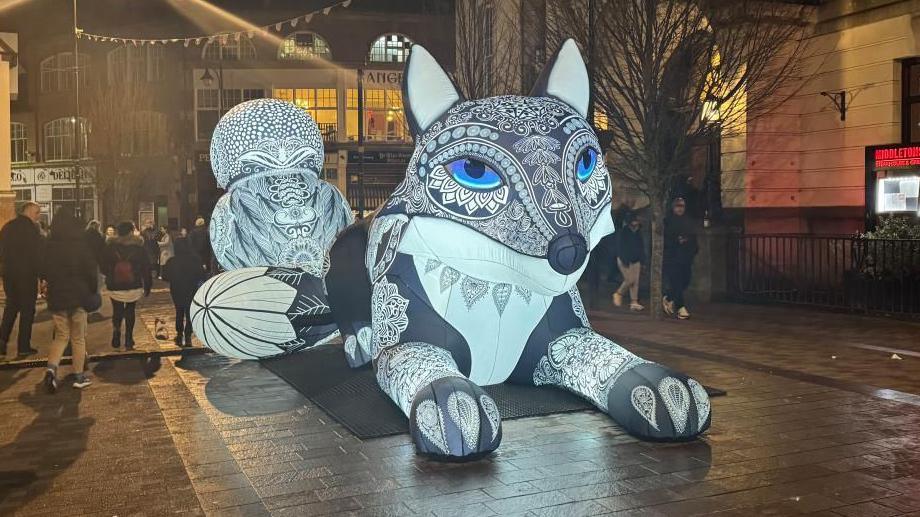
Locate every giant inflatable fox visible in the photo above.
<box><xmin>192</xmin><ymin>39</ymin><xmax>711</xmax><ymax>460</ymax></box>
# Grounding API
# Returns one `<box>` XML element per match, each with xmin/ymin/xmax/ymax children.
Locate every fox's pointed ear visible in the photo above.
<box><xmin>529</xmin><ymin>39</ymin><xmax>590</xmax><ymax>118</ymax></box>
<box><xmin>402</xmin><ymin>44</ymin><xmax>464</xmax><ymax>136</ymax></box>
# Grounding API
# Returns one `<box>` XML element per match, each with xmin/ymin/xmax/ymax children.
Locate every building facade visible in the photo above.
<box><xmin>726</xmin><ymin>0</ymin><xmax>920</xmax><ymax>234</ymax></box>
<box><xmin>3</xmin><ymin>0</ymin><xmax>453</xmax><ymax>227</ymax></box>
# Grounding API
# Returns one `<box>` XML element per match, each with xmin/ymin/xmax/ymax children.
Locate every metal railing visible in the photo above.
<box><xmin>729</xmin><ymin>234</ymin><xmax>920</xmax><ymax>316</ymax></box>
<box><xmin>346</xmin><ymin>173</ymin><xmax>401</xmax><ymax>212</ymax></box>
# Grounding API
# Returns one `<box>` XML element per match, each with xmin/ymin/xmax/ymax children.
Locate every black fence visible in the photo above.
<box><xmin>729</xmin><ymin>234</ymin><xmax>920</xmax><ymax>316</ymax></box>
<box><xmin>345</xmin><ymin>173</ymin><xmax>402</xmax><ymax>212</ymax></box>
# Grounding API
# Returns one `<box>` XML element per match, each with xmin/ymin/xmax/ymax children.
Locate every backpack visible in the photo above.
<box><xmin>113</xmin><ymin>250</ymin><xmax>136</xmax><ymax>286</ymax></box>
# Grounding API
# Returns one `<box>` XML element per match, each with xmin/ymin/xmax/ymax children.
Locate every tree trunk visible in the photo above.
<box><xmin>649</xmin><ymin>198</ymin><xmax>666</xmax><ymax>320</ymax></box>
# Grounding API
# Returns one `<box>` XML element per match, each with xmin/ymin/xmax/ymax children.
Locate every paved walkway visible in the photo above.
<box><xmin>2</xmin><ymin>294</ymin><xmax>920</xmax><ymax>516</ymax></box>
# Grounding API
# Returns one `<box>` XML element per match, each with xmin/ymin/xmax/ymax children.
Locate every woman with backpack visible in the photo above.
<box><xmin>103</xmin><ymin>221</ymin><xmax>152</xmax><ymax>350</ymax></box>
<box><xmin>42</xmin><ymin>208</ymin><xmax>98</xmax><ymax>391</ymax></box>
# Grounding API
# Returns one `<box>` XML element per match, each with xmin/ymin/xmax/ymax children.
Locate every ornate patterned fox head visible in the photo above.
<box><xmin>380</xmin><ymin>40</ymin><xmax>614</xmax><ymax>295</ymax></box>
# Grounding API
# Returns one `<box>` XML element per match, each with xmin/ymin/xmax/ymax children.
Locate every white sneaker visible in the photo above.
<box><xmin>662</xmin><ymin>296</ymin><xmax>675</xmax><ymax>315</ymax></box>
<box><xmin>629</xmin><ymin>302</ymin><xmax>645</xmax><ymax>311</ymax></box>
<box><xmin>73</xmin><ymin>375</ymin><xmax>92</xmax><ymax>389</ymax></box>
<box><xmin>678</xmin><ymin>307</ymin><xmax>690</xmax><ymax>320</ymax></box>
<box><xmin>613</xmin><ymin>292</ymin><xmax>624</xmax><ymax>307</ymax></box>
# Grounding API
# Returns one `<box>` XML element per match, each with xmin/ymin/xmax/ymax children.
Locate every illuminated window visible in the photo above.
<box><xmin>593</xmin><ymin>110</ymin><xmax>609</xmax><ymax>131</ymax></box>
<box><xmin>345</xmin><ymin>88</ymin><xmax>409</xmax><ymax>142</ymax></box>
<box><xmin>279</xmin><ymin>32</ymin><xmax>331</xmax><ymax>60</ymax></box>
<box><xmin>11</xmin><ymin>122</ymin><xmax>28</xmax><ymax>163</ymax></box>
<box><xmin>44</xmin><ymin>117</ymin><xmax>89</xmax><ymax>161</ymax></box>
<box><xmin>40</xmin><ymin>52</ymin><xmax>90</xmax><ymax>93</ymax></box>
<box><xmin>369</xmin><ymin>34</ymin><xmax>413</xmax><ymax>63</ymax></box>
<box><xmin>202</xmin><ymin>38</ymin><xmax>256</xmax><ymax>61</ymax></box>
<box><xmin>273</xmin><ymin>88</ymin><xmax>338</xmax><ymax>141</ymax></box>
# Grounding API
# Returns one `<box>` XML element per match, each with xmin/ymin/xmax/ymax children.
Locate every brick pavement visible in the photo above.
<box><xmin>3</xmin><ymin>293</ymin><xmax>920</xmax><ymax>516</ymax></box>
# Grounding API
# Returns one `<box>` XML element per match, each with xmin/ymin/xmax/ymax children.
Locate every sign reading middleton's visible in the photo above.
<box><xmin>865</xmin><ymin>144</ymin><xmax>920</xmax><ymax>221</ymax></box>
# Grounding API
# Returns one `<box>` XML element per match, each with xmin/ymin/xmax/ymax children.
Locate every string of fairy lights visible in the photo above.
<box><xmin>74</xmin><ymin>0</ymin><xmax>352</xmax><ymax>46</ymax></box>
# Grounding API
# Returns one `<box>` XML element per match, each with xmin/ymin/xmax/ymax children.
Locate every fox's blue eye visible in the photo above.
<box><xmin>576</xmin><ymin>149</ymin><xmax>598</xmax><ymax>182</ymax></box>
<box><xmin>448</xmin><ymin>159</ymin><xmax>503</xmax><ymax>190</ymax></box>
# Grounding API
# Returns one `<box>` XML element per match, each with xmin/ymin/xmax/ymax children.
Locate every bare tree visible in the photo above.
<box><xmin>85</xmin><ymin>81</ymin><xmax>156</xmax><ymax>223</ymax></box>
<box><xmin>453</xmin><ymin>0</ymin><xmax>528</xmax><ymax>98</ymax></box>
<box><xmin>547</xmin><ymin>0</ymin><xmax>814</xmax><ymax>318</ymax></box>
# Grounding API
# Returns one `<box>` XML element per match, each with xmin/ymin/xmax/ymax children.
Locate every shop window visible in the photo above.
<box><xmin>346</xmin><ymin>88</ymin><xmax>409</xmax><ymax>142</ymax></box>
<box><xmin>279</xmin><ymin>32</ymin><xmax>331</xmax><ymax>60</ymax></box>
<box><xmin>14</xmin><ymin>189</ymin><xmax>32</xmax><ymax>214</ymax></box>
<box><xmin>369</xmin><ymin>34</ymin><xmax>413</xmax><ymax>63</ymax></box>
<box><xmin>51</xmin><ymin>186</ymin><xmax>96</xmax><ymax>221</ymax></box>
<box><xmin>202</xmin><ymin>38</ymin><xmax>256</xmax><ymax>61</ymax></box>
<box><xmin>40</xmin><ymin>52</ymin><xmax>90</xmax><ymax>93</ymax></box>
<box><xmin>593</xmin><ymin>110</ymin><xmax>609</xmax><ymax>131</ymax></box>
<box><xmin>11</xmin><ymin>122</ymin><xmax>28</xmax><ymax>163</ymax></box>
<box><xmin>272</xmin><ymin>88</ymin><xmax>338</xmax><ymax>141</ymax></box>
<box><xmin>44</xmin><ymin>117</ymin><xmax>89</xmax><ymax>161</ymax></box>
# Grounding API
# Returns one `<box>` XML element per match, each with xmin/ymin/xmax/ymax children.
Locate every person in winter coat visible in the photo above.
<box><xmin>662</xmin><ymin>197</ymin><xmax>699</xmax><ymax>320</ymax></box>
<box><xmin>0</xmin><ymin>201</ymin><xmax>44</xmax><ymax>358</ymax></box>
<box><xmin>188</xmin><ymin>217</ymin><xmax>211</xmax><ymax>274</ymax></box>
<box><xmin>612</xmin><ymin>213</ymin><xmax>645</xmax><ymax>311</ymax></box>
<box><xmin>143</xmin><ymin>227</ymin><xmax>161</xmax><ymax>279</ymax></box>
<box><xmin>157</xmin><ymin>226</ymin><xmax>174</xmax><ymax>279</ymax></box>
<box><xmin>84</xmin><ymin>220</ymin><xmax>106</xmax><ymax>265</ymax></box>
<box><xmin>42</xmin><ymin>208</ymin><xmax>97</xmax><ymax>391</ymax></box>
<box><xmin>162</xmin><ymin>238</ymin><xmax>206</xmax><ymax>347</ymax></box>
<box><xmin>103</xmin><ymin>221</ymin><xmax>152</xmax><ymax>350</ymax></box>
<box><xmin>84</xmin><ymin>220</ymin><xmax>107</xmax><ymax>322</ymax></box>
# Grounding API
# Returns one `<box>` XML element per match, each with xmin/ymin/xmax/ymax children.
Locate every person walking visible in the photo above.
<box><xmin>157</xmin><ymin>226</ymin><xmax>174</xmax><ymax>280</ymax></box>
<box><xmin>104</xmin><ymin>225</ymin><xmax>116</xmax><ymax>241</ymax></box>
<box><xmin>662</xmin><ymin>197</ymin><xmax>698</xmax><ymax>320</ymax></box>
<box><xmin>162</xmin><ymin>238</ymin><xmax>206</xmax><ymax>347</ymax></box>
<box><xmin>0</xmin><ymin>202</ymin><xmax>44</xmax><ymax>358</ymax></box>
<box><xmin>42</xmin><ymin>208</ymin><xmax>97</xmax><ymax>392</ymax></box>
<box><xmin>143</xmin><ymin>227</ymin><xmax>160</xmax><ymax>279</ymax></box>
<box><xmin>103</xmin><ymin>222</ymin><xmax>151</xmax><ymax>350</ymax></box>
<box><xmin>612</xmin><ymin>213</ymin><xmax>645</xmax><ymax>311</ymax></box>
<box><xmin>188</xmin><ymin>217</ymin><xmax>211</xmax><ymax>274</ymax></box>
<box><xmin>84</xmin><ymin>220</ymin><xmax>107</xmax><ymax>323</ymax></box>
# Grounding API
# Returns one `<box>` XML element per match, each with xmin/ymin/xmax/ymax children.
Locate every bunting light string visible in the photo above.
<box><xmin>76</xmin><ymin>0</ymin><xmax>351</xmax><ymax>47</ymax></box>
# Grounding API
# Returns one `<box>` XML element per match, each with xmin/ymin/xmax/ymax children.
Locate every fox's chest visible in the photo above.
<box><xmin>410</xmin><ymin>256</ymin><xmax>550</xmax><ymax>385</ymax></box>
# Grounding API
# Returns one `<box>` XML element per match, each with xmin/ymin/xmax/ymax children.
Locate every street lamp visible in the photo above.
<box><xmin>200</xmin><ymin>37</ymin><xmax>225</xmax><ymax>118</ymax></box>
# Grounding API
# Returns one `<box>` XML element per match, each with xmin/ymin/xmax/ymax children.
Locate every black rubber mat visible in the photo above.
<box><xmin>261</xmin><ymin>344</ymin><xmax>725</xmax><ymax>439</ymax></box>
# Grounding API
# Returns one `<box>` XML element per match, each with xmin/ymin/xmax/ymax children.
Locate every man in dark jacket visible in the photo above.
<box><xmin>162</xmin><ymin>238</ymin><xmax>206</xmax><ymax>347</ymax></box>
<box><xmin>42</xmin><ymin>208</ymin><xmax>97</xmax><ymax>391</ymax></box>
<box><xmin>188</xmin><ymin>217</ymin><xmax>211</xmax><ymax>274</ymax></box>
<box><xmin>0</xmin><ymin>202</ymin><xmax>44</xmax><ymax>357</ymax></box>
<box><xmin>663</xmin><ymin>197</ymin><xmax>699</xmax><ymax>320</ymax></box>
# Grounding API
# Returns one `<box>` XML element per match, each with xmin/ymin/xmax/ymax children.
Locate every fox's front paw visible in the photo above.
<box><xmin>606</xmin><ymin>363</ymin><xmax>711</xmax><ymax>441</ymax></box>
<box><xmin>409</xmin><ymin>376</ymin><xmax>502</xmax><ymax>460</ymax></box>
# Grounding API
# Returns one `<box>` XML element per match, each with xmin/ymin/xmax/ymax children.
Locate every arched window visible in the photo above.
<box><xmin>44</xmin><ymin>117</ymin><xmax>89</xmax><ymax>161</ymax></box>
<box><xmin>40</xmin><ymin>52</ymin><xmax>90</xmax><ymax>93</ymax></box>
<box><xmin>202</xmin><ymin>38</ymin><xmax>256</xmax><ymax>61</ymax></box>
<box><xmin>278</xmin><ymin>32</ymin><xmax>331</xmax><ymax>61</ymax></box>
<box><xmin>369</xmin><ymin>33</ymin><xmax>413</xmax><ymax>63</ymax></box>
<box><xmin>11</xmin><ymin>122</ymin><xmax>28</xmax><ymax>163</ymax></box>
<box><xmin>108</xmin><ymin>46</ymin><xmax>166</xmax><ymax>84</ymax></box>
<box><xmin>123</xmin><ymin>111</ymin><xmax>168</xmax><ymax>156</ymax></box>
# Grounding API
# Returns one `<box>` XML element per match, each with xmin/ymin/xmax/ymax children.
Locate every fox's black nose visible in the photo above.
<box><xmin>547</xmin><ymin>232</ymin><xmax>588</xmax><ymax>275</ymax></box>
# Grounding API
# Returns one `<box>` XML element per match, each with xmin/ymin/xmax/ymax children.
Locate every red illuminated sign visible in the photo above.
<box><xmin>874</xmin><ymin>145</ymin><xmax>920</xmax><ymax>169</ymax></box>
